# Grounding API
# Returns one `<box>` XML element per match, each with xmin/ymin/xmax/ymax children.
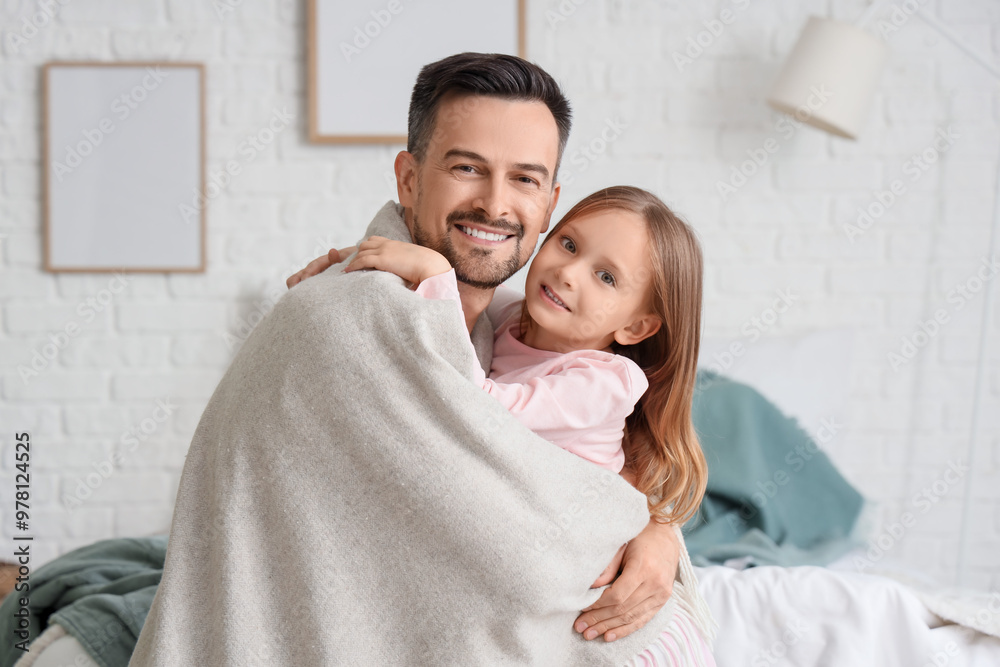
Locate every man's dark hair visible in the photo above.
<box><xmin>407</xmin><ymin>52</ymin><xmax>572</xmax><ymax>179</ymax></box>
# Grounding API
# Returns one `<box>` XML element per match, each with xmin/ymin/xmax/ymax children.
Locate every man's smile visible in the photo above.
<box><xmin>455</xmin><ymin>223</ymin><xmax>515</xmax><ymax>245</ymax></box>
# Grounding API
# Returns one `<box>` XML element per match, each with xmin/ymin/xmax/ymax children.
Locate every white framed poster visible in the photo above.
<box><xmin>43</xmin><ymin>62</ymin><xmax>205</xmax><ymax>273</ymax></box>
<box><xmin>308</xmin><ymin>0</ymin><xmax>525</xmax><ymax>144</ymax></box>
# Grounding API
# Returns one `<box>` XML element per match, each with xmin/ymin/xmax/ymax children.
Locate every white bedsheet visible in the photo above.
<box><xmin>16</xmin><ymin>563</ymin><xmax>1000</xmax><ymax>666</ymax></box>
<box><xmin>696</xmin><ymin>564</ymin><xmax>1000</xmax><ymax>666</ymax></box>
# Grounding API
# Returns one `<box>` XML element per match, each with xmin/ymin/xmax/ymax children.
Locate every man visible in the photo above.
<box><xmin>286</xmin><ymin>52</ymin><xmax>681</xmax><ymax>645</ymax></box>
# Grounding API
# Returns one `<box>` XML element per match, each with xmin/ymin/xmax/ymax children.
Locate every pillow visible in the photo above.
<box><xmin>697</xmin><ymin>328</ymin><xmax>855</xmax><ymax>443</ymax></box>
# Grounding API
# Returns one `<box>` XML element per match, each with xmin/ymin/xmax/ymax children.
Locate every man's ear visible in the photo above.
<box><xmin>541</xmin><ymin>181</ymin><xmax>561</xmax><ymax>234</ymax></box>
<box><xmin>613</xmin><ymin>314</ymin><xmax>662</xmax><ymax>346</ymax></box>
<box><xmin>395</xmin><ymin>151</ymin><xmax>418</xmax><ymax>207</ymax></box>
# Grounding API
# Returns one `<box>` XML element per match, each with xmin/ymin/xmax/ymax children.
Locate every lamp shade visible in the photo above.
<box><xmin>766</xmin><ymin>16</ymin><xmax>888</xmax><ymax>140</ymax></box>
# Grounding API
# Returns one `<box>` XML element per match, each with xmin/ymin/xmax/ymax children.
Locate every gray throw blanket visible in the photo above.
<box><xmin>129</xmin><ymin>202</ymin><xmax>714</xmax><ymax>666</ymax></box>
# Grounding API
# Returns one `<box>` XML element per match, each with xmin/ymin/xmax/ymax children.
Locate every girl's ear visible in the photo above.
<box><xmin>613</xmin><ymin>314</ymin><xmax>662</xmax><ymax>346</ymax></box>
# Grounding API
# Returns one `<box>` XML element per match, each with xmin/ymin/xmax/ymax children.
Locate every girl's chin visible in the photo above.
<box><xmin>523</xmin><ymin>299</ymin><xmax>543</xmax><ymax>324</ymax></box>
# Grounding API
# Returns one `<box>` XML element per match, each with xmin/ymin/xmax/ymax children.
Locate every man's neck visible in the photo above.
<box><xmin>456</xmin><ymin>281</ymin><xmax>494</xmax><ymax>333</ymax></box>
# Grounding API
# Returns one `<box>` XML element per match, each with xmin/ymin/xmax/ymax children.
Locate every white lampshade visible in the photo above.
<box><xmin>766</xmin><ymin>16</ymin><xmax>888</xmax><ymax>140</ymax></box>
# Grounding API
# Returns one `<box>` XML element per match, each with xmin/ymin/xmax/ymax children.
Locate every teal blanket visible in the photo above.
<box><xmin>0</xmin><ymin>537</ymin><xmax>166</xmax><ymax>667</ymax></box>
<box><xmin>0</xmin><ymin>371</ymin><xmax>863</xmax><ymax>666</ymax></box>
<box><xmin>682</xmin><ymin>371</ymin><xmax>865</xmax><ymax>566</ymax></box>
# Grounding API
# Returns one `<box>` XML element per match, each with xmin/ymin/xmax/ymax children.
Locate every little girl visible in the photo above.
<box><xmin>346</xmin><ymin>186</ymin><xmax>714</xmax><ymax>665</ymax></box>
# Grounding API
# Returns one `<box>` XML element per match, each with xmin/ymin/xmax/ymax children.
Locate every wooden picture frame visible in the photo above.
<box><xmin>308</xmin><ymin>0</ymin><xmax>525</xmax><ymax>144</ymax></box>
<box><xmin>43</xmin><ymin>61</ymin><xmax>206</xmax><ymax>273</ymax></box>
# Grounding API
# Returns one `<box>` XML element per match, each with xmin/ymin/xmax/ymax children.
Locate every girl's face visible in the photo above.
<box><xmin>522</xmin><ymin>209</ymin><xmax>661</xmax><ymax>353</ymax></box>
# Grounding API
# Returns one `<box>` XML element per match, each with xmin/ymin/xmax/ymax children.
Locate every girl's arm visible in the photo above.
<box><xmin>343</xmin><ymin>236</ymin><xmax>451</xmax><ymax>287</ymax></box>
<box><xmin>480</xmin><ymin>356</ymin><xmax>646</xmax><ymax>472</ymax></box>
<box><xmin>484</xmin><ymin>357</ymin><xmax>646</xmax><ymax>430</ymax></box>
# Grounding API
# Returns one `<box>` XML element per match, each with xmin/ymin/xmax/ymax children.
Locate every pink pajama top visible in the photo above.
<box><xmin>416</xmin><ymin>270</ymin><xmax>648</xmax><ymax>473</ymax></box>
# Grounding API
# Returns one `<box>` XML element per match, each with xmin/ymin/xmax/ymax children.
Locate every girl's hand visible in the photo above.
<box><xmin>343</xmin><ymin>236</ymin><xmax>451</xmax><ymax>287</ymax></box>
<box><xmin>286</xmin><ymin>245</ymin><xmax>357</xmax><ymax>288</ymax></box>
<box><xmin>575</xmin><ymin>518</ymin><xmax>679</xmax><ymax>642</ymax></box>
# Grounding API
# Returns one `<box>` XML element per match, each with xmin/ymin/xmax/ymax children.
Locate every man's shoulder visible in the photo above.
<box><xmin>362</xmin><ymin>200</ymin><xmax>411</xmax><ymax>243</ymax></box>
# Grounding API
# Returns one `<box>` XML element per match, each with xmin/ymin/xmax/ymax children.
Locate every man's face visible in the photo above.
<box><xmin>396</xmin><ymin>93</ymin><xmax>562</xmax><ymax>289</ymax></box>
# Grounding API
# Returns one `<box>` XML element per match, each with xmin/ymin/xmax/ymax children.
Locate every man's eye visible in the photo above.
<box><xmin>598</xmin><ymin>270</ymin><xmax>616</xmax><ymax>287</ymax></box>
<box><xmin>518</xmin><ymin>176</ymin><xmax>538</xmax><ymax>185</ymax></box>
<box><xmin>455</xmin><ymin>165</ymin><xmax>476</xmax><ymax>173</ymax></box>
<box><xmin>560</xmin><ymin>237</ymin><xmax>575</xmax><ymax>252</ymax></box>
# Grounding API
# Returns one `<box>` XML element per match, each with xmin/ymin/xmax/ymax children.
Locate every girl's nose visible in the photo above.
<box><xmin>554</xmin><ymin>261</ymin><xmax>577</xmax><ymax>288</ymax></box>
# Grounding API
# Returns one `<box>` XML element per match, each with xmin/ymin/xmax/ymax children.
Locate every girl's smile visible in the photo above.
<box><xmin>539</xmin><ymin>284</ymin><xmax>570</xmax><ymax>311</ymax></box>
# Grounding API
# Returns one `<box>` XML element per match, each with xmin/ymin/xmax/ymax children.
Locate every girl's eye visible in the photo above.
<box><xmin>560</xmin><ymin>237</ymin><xmax>576</xmax><ymax>253</ymax></box>
<box><xmin>598</xmin><ymin>270</ymin><xmax>616</xmax><ymax>287</ymax></box>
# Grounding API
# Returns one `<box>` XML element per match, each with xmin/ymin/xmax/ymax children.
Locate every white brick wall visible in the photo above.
<box><xmin>1</xmin><ymin>0</ymin><xmax>998</xmax><ymax>590</ymax></box>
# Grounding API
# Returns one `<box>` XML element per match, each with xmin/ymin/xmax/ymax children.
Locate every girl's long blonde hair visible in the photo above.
<box><xmin>536</xmin><ymin>186</ymin><xmax>707</xmax><ymax>525</ymax></box>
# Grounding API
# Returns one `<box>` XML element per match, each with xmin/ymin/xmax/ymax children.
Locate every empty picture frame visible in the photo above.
<box><xmin>43</xmin><ymin>62</ymin><xmax>205</xmax><ymax>272</ymax></box>
<box><xmin>308</xmin><ymin>0</ymin><xmax>525</xmax><ymax>143</ymax></box>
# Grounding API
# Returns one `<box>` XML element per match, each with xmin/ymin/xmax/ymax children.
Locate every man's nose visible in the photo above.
<box><xmin>471</xmin><ymin>177</ymin><xmax>512</xmax><ymax>222</ymax></box>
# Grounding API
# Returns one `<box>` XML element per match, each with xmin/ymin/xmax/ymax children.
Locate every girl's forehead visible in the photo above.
<box><xmin>563</xmin><ymin>208</ymin><xmax>647</xmax><ymax>237</ymax></box>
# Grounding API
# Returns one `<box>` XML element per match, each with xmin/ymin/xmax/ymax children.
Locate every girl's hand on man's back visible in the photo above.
<box><xmin>344</xmin><ymin>236</ymin><xmax>452</xmax><ymax>287</ymax></box>
<box><xmin>286</xmin><ymin>246</ymin><xmax>356</xmax><ymax>288</ymax></box>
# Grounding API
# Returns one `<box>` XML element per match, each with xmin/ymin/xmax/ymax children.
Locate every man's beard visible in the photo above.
<box><xmin>412</xmin><ymin>209</ymin><xmax>526</xmax><ymax>289</ymax></box>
